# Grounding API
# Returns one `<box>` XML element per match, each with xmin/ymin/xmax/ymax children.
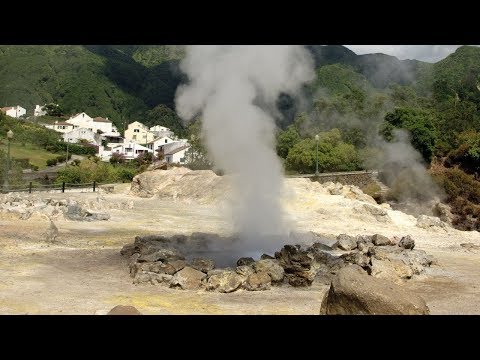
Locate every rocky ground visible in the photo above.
<box><xmin>1</xmin><ymin>168</ymin><xmax>480</xmax><ymax>314</ymax></box>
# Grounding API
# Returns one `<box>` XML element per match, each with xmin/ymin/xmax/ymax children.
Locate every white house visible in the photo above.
<box><xmin>150</xmin><ymin>125</ymin><xmax>170</xmax><ymax>132</ymax></box>
<box><xmin>92</xmin><ymin>117</ymin><xmax>118</xmax><ymax>134</ymax></box>
<box><xmin>149</xmin><ymin>125</ymin><xmax>174</xmax><ymax>139</ymax></box>
<box><xmin>1</xmin><ymin>105</ymin><xmax>26</xmax><ymax>118</ymax></box>
<box><xmin>65</xmin><ymin>112</ymin><xmax>94</xmax><ymax>128</ymax></box>
<box><xmin>99</xmin><ymin>142</ymin><xmax>153</xmax><ymax>162</ymax></box>
<box><xmin>34</xmin><ymin>105</ymin><xmax>47</xmax><ymax>117</ymax></box>
<box><xmin>62</xmin><ymin>128</ymin><xmax>102</xmax><ymax>146</ymax></box>
<box><xmin>50</xmin><ymin>121</ymin><xmax>75</xmax><ymax>133</ymax></box>
<box><xmin>165</xmin><ymin>145</ymin><xmax>190</xmax><ymax>164</ymax></box>
<box><xmin>145</xmin><ymin>136</ymin><xmax>178</xmax><ymax>153</ymax></box>
<box><xmin>65</xmin><ymin>112</ymin><xmax>120</xmax><ymax>136</ymax></box>
<box><xmin>124</xmin><ymin>121</ymin><xmax>156</xmax><ymax>144</ymax></box>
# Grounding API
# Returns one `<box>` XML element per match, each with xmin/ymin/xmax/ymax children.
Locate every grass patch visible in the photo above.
<box><xmin>8</xmin><ymin>142</ymin><xmax>59</xmax><ymax>170</ymax></box>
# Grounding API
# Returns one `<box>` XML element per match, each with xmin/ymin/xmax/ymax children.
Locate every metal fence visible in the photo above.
<box><xmin>2</xmin><ymin>181</ymin><xmax>99</xmax><ymax>194</ymax></box>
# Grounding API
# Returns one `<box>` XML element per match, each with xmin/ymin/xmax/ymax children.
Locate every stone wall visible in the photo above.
<box><xmin>309</xmin><ymin>171</ymin><xmax>378</xmax><ymax>189</ymax></box>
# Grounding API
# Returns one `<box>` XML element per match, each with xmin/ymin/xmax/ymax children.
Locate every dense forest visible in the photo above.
<box><xmin>1</xmin><ymin>45</ymin><xmax>480</xmax><ymax>230</ymax></box>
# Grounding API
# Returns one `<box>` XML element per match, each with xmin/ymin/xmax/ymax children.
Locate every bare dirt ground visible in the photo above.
<box><xmin>1</xmin><ymin>175</ymin><xmax>480</xmax><ymax>315</ymax></box>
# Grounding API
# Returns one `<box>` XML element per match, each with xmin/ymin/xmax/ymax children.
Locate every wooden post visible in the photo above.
<box><xmin>29</xmin><ymin>182</ymin><xmax>32</xmax><ymax>194</ymax></box>
<box><xmin>62</xmin><ymin>182</ymin><xmax>65</xmax><ymax>193</ymax></box>
<box><xmin>93</xmin><ymin>181</ymin><xmax>96</xmax><ymax>192</ymax></box>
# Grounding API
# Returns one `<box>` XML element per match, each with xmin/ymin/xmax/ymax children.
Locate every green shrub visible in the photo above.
<box><xmin>115</xmin><ymin>167</ymin><xmax>137</xmax><ymax>182</ymax></box>
<box><xmin>432</xmin><ymin>167</ymin><xmax>480</xmax><ymax>230</ymax></box>
<box><xmin>12</xmin><ymin>158</ymin><xmax>31</xmax><ymax>169</ymax></box>
<box><xmin>46</xmin><ymin>158</ymin><xmax>58</xmax><ymax>166</ymax></box>
<box><xmin>56</xmin><ymin>159</ymin><xmax>141</xmax><ymax>184</ymax></box>
<box><xmin>285</xmin><ymin>129</ymin><xmax>361</xmax><ymax>173</ymax></box>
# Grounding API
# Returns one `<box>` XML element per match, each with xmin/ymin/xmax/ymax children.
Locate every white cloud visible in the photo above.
<box><xmin>343</xmin><ymin>45</ymin><xmax>476</xmax><ymax>62</ymax></box>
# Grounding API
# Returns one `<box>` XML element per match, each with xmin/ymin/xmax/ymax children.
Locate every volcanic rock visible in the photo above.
<box><xmin>206</xmin><ymin>270</ymin><xmax>245</xmax><ymax>293</ymax></box>
<box><xmin>337</xmin><ymin>234</ymin><xmax>357</xmax><ymax>251</ymax></box>
<box><xmin>416</xmin><ymin>215</ymin><xmax>447</xmax><ymax>230</ymax></box>
<box><xmin>370</xmin><ymin>258</ymin><xmax>413</xmax><ymax>282</ymax></box>
<box><xmin>372</xmin><ymin>234</ymin><xmax>393</xmax><ymax>246</ymax></box>
<box><xmin>253</xmin><ymin>259</ymin><xmax>284</xmax><ymax>283</ymax></box>
<box><xmin>170</xmin><ymin>267</ymin><xmax>206</xmax><ymax>290</ymax></box>
<box><xmin>168</xmin><ymin>259</ymin><xmax>187</xmax><ymax>272</ymax></box>
<box><xmin>137</xmin><ymin>248</ymin><xmax>184</xmax><ymax>263</ymax></box>
<box><xmin>236</xmin><ymin>265</ymin><xmax>255</xmax><ymax>277</ymax></box>
<box><xmin>340</xmin><ymin>252</ymin><xmax>370</xmax><ymax>269</ymax></box>
<box><xmin>190</xmin><ymin>258</ymin><xmax>215</xmax><ymax>273</ymax></box>
<box><xmin>245</xmin><ymin>271</ymin><xmax>271</xmax><ymax>291</ymax></box>
<box><xmin>237</xmin><ymin>257</ymin><xmax>255</xmax><ymax>266</ymax></box>
<box><xmin>275</xmin><ymin>245</ymin><xmax>317</xmax><ymax>286</ymax></box>
<box><xmin>133</xmin><ymin>272</ymin><xmax>173</xmax><ymax>285</ymax></box>
<box><xmin>107</xmin><ymin>305</ymin><xmax>142</xmax><ymax>315</ymax></box>
<box><xmin>399</xmin><ymin>235</ymin><xmax>415</xmax><ymax>250</ymax></box>
<box><xmin>121</xmin><ymin>244</ymin><xmax>137</xmax><ymax>257</ymax></box>
<box><xmin>319</xmin><ymin>265</ymin><xmax>430</xmax><ymax>315</ymax></box>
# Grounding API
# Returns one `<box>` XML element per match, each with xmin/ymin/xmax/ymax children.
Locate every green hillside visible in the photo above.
<box><xmin>0</xmin><ymin>44</ymin><xmax>477</xmax><ymax>140</ymax></box>
<box><xmin>0</xmin><ymin>45</ymin><xmax>183</xmax><ymax>130</ymax></box>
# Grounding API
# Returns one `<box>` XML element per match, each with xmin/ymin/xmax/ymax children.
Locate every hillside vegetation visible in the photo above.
<box><xmin>2</xmin><ymin>45</ymin><xmax>480</xmax><ymax>230</ymax></box>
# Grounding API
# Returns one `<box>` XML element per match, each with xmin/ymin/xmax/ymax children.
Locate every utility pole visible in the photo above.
<box><xmin>3</xmin><ymin>130</ymin><xmax>13</xmax><ymax>192</ymax></box>
<box><xmin>66</xmin><ymin>140</ymin><xmax>69</xmax><ymax>168</ymax></box>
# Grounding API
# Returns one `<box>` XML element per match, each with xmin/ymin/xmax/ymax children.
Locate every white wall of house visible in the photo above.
<box><xmin>102</xmin><ymin>142</ymin><xmax>153</xmax><ymax>161</ymax></box>
<box><xmin>4</xmin><ymin>106</ymin><xmax>26</xmax><ymax>118</ymax></box>
<box><xmin>34</xmin><ymin>105</ymin><xmax>47</xmax><ymax>117</ymax></box>
<box><xmin>146</xmin><ymin>136</ymin><xmax>176</xmax><ymax>152</ymax></box>
<box><xmin>93</xmin><ymin>117</ymin><xmax>119</xmax><ymax>135</ymax></box>
<box><xmin>165</xmin><ymin>146</ymin><xmax>189</xmax><ymax>164</ymax></box>
<box><xmin>52</xmin><ymin>122</ymin><xmax>75</xmax><ymax>133</ymax></box>
<box><xmin>66</xmin><ymin>112</ymin><xmax>94</xmax><ymax>129</ymax></box>
<box><xmin>65</xmin><ymin>113</ymin><xmax>119</xmax><ymax>136</ymax></box>
<box><xmin>124</xmin><ymin>121</ymin><xmax>156</xmax><ymax>144</ymax></box>
<box><xmin>149</xmin><ymin>125</ymin><xmax>170</xmax><ymax>132</ymax></box>
<box><xmin>62</xmin><ymin>128</ymin><xmax>102</xmax><ymax>145</ymax></box>
<box><xmin>98</xmin><ymin>146</ymin><xmax>112</xmax><ymax>161</ymax></box>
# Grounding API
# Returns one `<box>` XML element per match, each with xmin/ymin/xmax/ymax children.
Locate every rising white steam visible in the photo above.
<box><xmin>175</xmin><ymin>45</ymin><xmax>314</xmax><ymax>252</ymax></box>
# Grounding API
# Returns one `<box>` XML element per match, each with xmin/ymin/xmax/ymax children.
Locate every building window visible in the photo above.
<box><xmin>180</xmin><ymin>157</ymin><xmax>185</xmax><ymax>163</ymax></box>
<box><xmin>165</xmin><ymin>139</ymin><xmax>168</xmax><ymax>143</ymax></box>
<box><xmin>133</xmin><ymin>135</ymin><xmax>137</xmax><ymax>140</ymax></box>
<box><xmin>134</xmin><ymin>129</ymin><xmax>139</xmax><ymax>133</ymax></box>
<box><xmin>125</xmin><ymin>148</ymin><xmax>132</xmax><ymax>152</ymax></box>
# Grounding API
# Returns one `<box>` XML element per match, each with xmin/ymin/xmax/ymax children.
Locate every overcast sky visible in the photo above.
<box><xmin>343</xmin><ymin>45</ymin><xmax>476</xmax><ymax>63</ymax></box>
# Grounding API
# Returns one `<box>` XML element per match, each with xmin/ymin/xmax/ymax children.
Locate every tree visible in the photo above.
<box><xmin>43</xmin><ymin>103</ymin><xmax>64</xmax><ymax>117</ymax></box>
<box><xmin>276</xmin><ymin>125</ymin><xmax>301</xmax><ymax>159</ymax></box>
<box><xmin>184</xmin><ymin>118</ymin><xmax>212</xmax><ymax>169</ymax></box>
<box><xmin>436</xmin><ymin>100</ymin><xmax>480</xmax><ymax>148</ymax></box>
<box><xmin>381</xmin><ymin>107</ymin><xmax>438</xmax><ymax>163</ymax></box>
<box><xmin>134</xmin><ymin>152</ymin><xmax>154</xmax><ymax>166</ymax></box>
<box><xmin>110</xmin><ymin>152</ymin><xmax>126</xmax><ymax>165</ymax></box>
<box><xmin>145</xmin><ymin>104</ymin><xmax>187</xmax><ymax>138</ymax></box>
<box><xmin>285</xmin><ymin>129</ymin><xmax>360</xmax><ymax>173</ymax></box>
<box><xmin>444</xmin><ymin>130</ymin><xmax>480</xmax><ymax>177</ymax></box>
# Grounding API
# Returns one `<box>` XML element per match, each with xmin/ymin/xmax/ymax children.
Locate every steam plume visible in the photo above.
<box><xmin>175</xmin><ymin>45</ymin><xmax>315</xmax><ymax>252</ymax></box>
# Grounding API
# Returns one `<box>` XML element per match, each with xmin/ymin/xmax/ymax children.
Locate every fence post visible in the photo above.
<box><xmin>62</xmin><ymin>182</ymin><xmax>65</xmax><ymax>193</ymax></box>
<box><xmin>93</xmin><ymin>181</ymin><xmax>96</xmax><ymax>192</ymax></box>
<box><xmin>29</xmin><ymin>182</ymin><xmax>32</xmax><ymax>194</ymax></box>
